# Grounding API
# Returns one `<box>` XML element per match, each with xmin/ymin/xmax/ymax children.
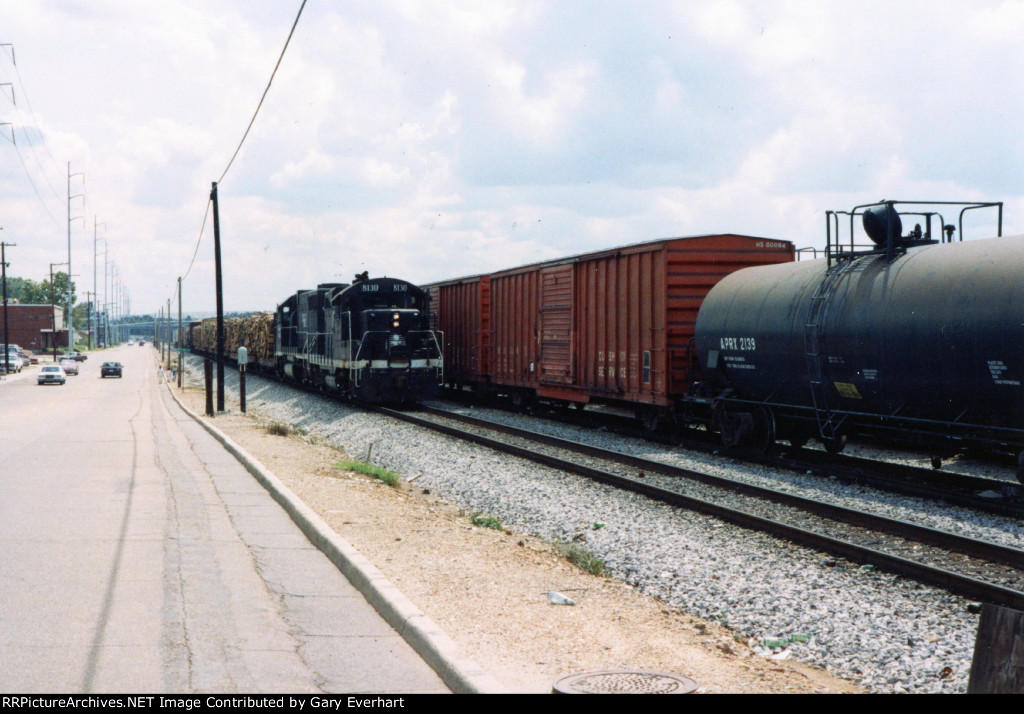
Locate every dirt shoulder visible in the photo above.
<box><xmin>174</xmin><ymin>384</ymin><xmax>861</xmax><ymax>694</ymax></box>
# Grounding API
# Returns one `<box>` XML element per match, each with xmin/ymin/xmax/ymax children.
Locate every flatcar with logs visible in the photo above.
<box><xmin>187</xmin><ymin>273</ymin><xmax>443</xmax><ymax>404</ymax></box>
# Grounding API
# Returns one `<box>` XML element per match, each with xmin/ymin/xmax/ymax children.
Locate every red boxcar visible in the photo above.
<box><xmin>428</xmin><ymin>234</ymin><xmax>794</xmax><ymax>421</ymax></box>
<box><xmin>426</xmin><ymin>274</ymin><xmax>490</xmax><ymax>390</ymax></box>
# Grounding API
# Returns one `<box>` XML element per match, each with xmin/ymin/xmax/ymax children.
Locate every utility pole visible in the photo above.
<box><xmin>85</xmin><ymin>291</ymin><xmax>93</xmax><ymax>349</ymax></box>
<box><xmin>67</xmin><ymin>162</ymin><xmax>84</xmax><ymax>352</ymax></box>
<box><xmin>177</xmin><ymin>276</ymin><xmax>183</xmax><ymax>387</ymax></box>
<box><xmin>211</xmin><ymin>182</ymin><xmax>225</xmax><ymax>412</ymax></box>
<box><xmin>49</xmin><ymin>262</ymin><xmax>67</xmax><ymax>361</ymax></box>
<box><xmin>93</xmin><ymin>219</ymin><xmax>104</xmax><ymax>349</ymax></box>
<box><xmin>103</xmin><ymin>251</ymin><xmax>109</xmax><ymax>347</ymax></box>
<box><xmin>1</xmin><ymin>234</ymin><xmax>13</xmax><ymax>373</ymax></box>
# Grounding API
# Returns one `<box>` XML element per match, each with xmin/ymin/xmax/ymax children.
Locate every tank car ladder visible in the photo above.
<box><xmin>804</xmin><ymin>259</ymin><xmax>856</xmax><ymax>442</ymax></box>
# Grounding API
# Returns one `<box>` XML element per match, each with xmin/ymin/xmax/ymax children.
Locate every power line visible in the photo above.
<box><xmin>182</xmin><ymin>198</ymin><xmax>212</xmax><ymax>283</ymax></box>
<box><xmin>178</xmin><ymin>1</ymin><xmax>306</xmax><ymax>313</ymax></box>
<box><xmin>1</xmin><ymin>124</ymin><xmax>63</xmax><ymax>229</ymax></box>
<box><xmin>0</xmin><ymin>44</ymin><xmax>69</xmax><ymax>229</ymax></box>
<box><xmin>0</xmin><ymin>47</ymin><xmax>67</xmax><ymax>201</ymax></box>
<box><xmin>176</xmin><ymin>0</ymin><xmax>306</xmax><ymax>322</ymax></box>
<box><xmin>217</xmin><ymin>0</ymin><xmax>307</xmax><ymax>184</ymax></box>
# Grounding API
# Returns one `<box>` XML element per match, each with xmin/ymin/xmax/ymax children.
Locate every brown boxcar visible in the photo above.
<box><xmin>426</xmin><ymin>275</ymin><xmax>490</xmax><ymax>390</ymax></box>
<box><xmin>431</xmin><ymin>234</ymin><xmax>794</xmax><ymax>420</ymax></box>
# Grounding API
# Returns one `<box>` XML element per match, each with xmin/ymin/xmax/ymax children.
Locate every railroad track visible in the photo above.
<box><xmin>373</xmin><ymin>403</ymin><xmax>1024</xmax><ymax>611</ymax></box>
<box><xmin>445</xmin><ymin>392</ymin><xmax>1024</xmax><ymax>517</ymax></box>
<box><xmin>182</xmin><ymin>354</ymin><xmax>1024</xmax><ymax>606</ymax></box>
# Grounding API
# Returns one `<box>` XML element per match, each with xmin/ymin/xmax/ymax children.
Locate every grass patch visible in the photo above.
<box><xmin>266</xmin><ymin>422</ymin><xmax>294</xmax><ymax>436</ymax></box>
<box><xmin>555</xmin><ymin>542</ymin><xmax>609</xmax><ymax>577</ymax></box>
<box><xmin>335</xmin><ymin>460</ymin><xmax>401</xmax><ymax>488</ymax></box>
<box><xmin>470</xmin><ymin>513</ymin><xmax>504</xmax><ymax>531</ymax></box>
<box><xmin>266</xmin><ymin>421</ymin><xmax>308</xmax><ymax>437</ymax></box>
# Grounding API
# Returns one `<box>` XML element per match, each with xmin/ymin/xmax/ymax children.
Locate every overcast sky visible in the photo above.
<box><xmin>1</xmin><ymin>0</ymin><xmax>1021</xmax><ymax>316</ymax></box>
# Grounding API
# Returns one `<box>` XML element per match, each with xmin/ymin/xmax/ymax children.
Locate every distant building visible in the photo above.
<box><xmin>0</xmin><ymin>304</ymin><xmax>66</xmax><ymax>352</ymax></box>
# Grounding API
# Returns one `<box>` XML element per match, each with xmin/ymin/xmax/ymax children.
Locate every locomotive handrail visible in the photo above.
<box><xmin>346</xmin><ymin>313</ymin><xmax>357</xmax><ymax>387</ymax></box>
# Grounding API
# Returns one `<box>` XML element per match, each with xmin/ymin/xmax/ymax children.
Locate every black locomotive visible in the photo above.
<box><xmin>694</xmin><ymin>200</ymin><xmax>1024</xmax><ymax>480</ymax></box>
<box><xmin>276</xmin><ymin>273</ymin><xmax>442</xmax><ymax>403</ymax></box>
<box><xmin>187</xmin><ymin>273</ymin><xmax>443</xmax><ymax>405</ymax></box>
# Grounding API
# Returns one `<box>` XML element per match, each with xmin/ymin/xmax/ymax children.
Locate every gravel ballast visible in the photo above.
<box><xmin>183</xmin><ymin>360</ymin><xmax>1018</xmax><ymax>693</ymax></box>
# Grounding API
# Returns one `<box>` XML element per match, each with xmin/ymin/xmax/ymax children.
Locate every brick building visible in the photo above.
<box><xmin>0</xmin><ymin>303</ymin><xmax>66</xmax><ymax>353</ymax></box>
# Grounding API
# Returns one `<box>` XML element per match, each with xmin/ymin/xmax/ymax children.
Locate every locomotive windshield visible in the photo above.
<box><xmin>334</xmin><ymin>279</ymin><xmax>426</xmax><ymax>313</ymax></box>
<box><xmin>360</xmin><ymin>293</ymin><xmax>422</xmax><ymax>310</ymax></box>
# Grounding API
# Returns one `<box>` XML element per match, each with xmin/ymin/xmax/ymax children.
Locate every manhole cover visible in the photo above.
<box><xmin>553</xmin><ymin>670</ymin><xmax>699</xmax><ymax>694</ymax></box>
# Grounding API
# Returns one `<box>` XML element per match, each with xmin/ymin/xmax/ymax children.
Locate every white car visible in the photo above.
<box><xmin>38</xmin><ymin>365</ymin><xmax>66</xmax><ymax>385</ymax></box>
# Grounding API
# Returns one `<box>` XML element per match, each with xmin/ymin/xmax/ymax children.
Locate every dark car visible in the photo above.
<box><xmin>100</xmin><ymin>361</ymin><xmax>123</xmax><ymax>378</ymax></box>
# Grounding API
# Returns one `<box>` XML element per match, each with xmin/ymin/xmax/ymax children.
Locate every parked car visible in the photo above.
<box><xmin>59</xmin><ymin>359</ymin><xmax>79</xmax><ymax>376</ymax></box>
<box><xmin>38</xmin><ymin>365</ymin><xmax>66</xmax><ymax>385</ymax></box>
<box><xmin>100</xmin><ymin>361</ymin><xmax>123</xmax><ymax>378</ymax></box>
<box><xmin>1</xmin><ymin>354</ymin><xmax>21</xmax><ymax>373</ymax></box>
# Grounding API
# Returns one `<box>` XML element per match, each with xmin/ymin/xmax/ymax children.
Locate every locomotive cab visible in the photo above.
<box><xmin>328</xmin><ymin>277</ymin><xmax>443</xmax><ymax>403</ymax></box>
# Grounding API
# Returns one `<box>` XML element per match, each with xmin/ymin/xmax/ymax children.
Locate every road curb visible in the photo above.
<box><xmin>164</xmin><ymin>380</ymin><xmax>507</xmax><ymax>694</ymax></box>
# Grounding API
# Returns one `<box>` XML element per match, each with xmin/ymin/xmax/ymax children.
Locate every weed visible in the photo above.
<box><xmin>335</xmin><ymin>460</ymin><xmax>400</xmax><ymax>488</ymax></box>
<box><xmin>266</xmin><ymin>422</ymin><xmax>293</xmax><ymax>436</ymax></box>
<box><xmin>555</xmin><ymin>542</ymin><xmax>608</xmax><ymax>577</ymax></box>
<box><xmin>470</xmin><ymin>513</ymin><xmax>503</xmax><ymax>530</ymax></box>
<box><xmin>266</xmin><ymin>421</ymin><xmax>309</xmax><ymax>437</ymax></box>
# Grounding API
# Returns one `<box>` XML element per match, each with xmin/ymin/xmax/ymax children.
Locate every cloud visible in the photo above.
<box><xmin>0</xmin><ymin>0</ymin><xmax>1020</xmax><ymax>315</ymax></box>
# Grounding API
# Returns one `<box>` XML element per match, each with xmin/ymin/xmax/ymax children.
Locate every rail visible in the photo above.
<box><xmin>375</xmin><ymin>404</ymin><xmax>1024</xmax><ymax>611</ymax></box>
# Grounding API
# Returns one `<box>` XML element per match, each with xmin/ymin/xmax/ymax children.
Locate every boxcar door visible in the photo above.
<box><xmin>539</xmin><ymin>265</ymin><xmax>575</xmax><ymax>385</ymax></box>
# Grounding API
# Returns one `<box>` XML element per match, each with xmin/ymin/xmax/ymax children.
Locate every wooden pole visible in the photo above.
<box><xmin>968</xmin><ymin>604</ymin><xmax>1024</xmax><ymax>693</ymax></box>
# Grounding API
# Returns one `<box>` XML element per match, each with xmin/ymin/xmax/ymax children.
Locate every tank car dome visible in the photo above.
<box><xmin>863</xmin><ymin>204</ymin><xmax>903</xmax><ymax>245</ymax></box>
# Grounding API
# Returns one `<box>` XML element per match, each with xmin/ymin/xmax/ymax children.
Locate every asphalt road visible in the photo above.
<box><xmin>0</xmin><ymin>346</ymin><xmax>448</xmax><ymax>694</ymax></box>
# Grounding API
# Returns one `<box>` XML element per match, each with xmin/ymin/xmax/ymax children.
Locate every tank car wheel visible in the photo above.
<box><xmin>930</xmin><ymin>455</ymin><xmax>943</xmax><ymax>470</ymax></box>
<box><xmin>751</xmin><ymin>407</ymin><xmax>777</xmax><ymax>455</ymax></box>
<box><xmin>713</xmin><ymin>404</ymin><xmax>753</xmax><ymax>450</ymax></box>
<box><xmin>821</xmin><ymin>433</ymin><xmax>847</xmax><ymax>454</ymax></box>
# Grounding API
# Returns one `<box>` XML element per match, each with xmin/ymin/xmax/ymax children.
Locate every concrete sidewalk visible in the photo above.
<box><xmin>161</xmin><ymin>376</ymin><xmax>504</xmax><ymax>694</ymax></box>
